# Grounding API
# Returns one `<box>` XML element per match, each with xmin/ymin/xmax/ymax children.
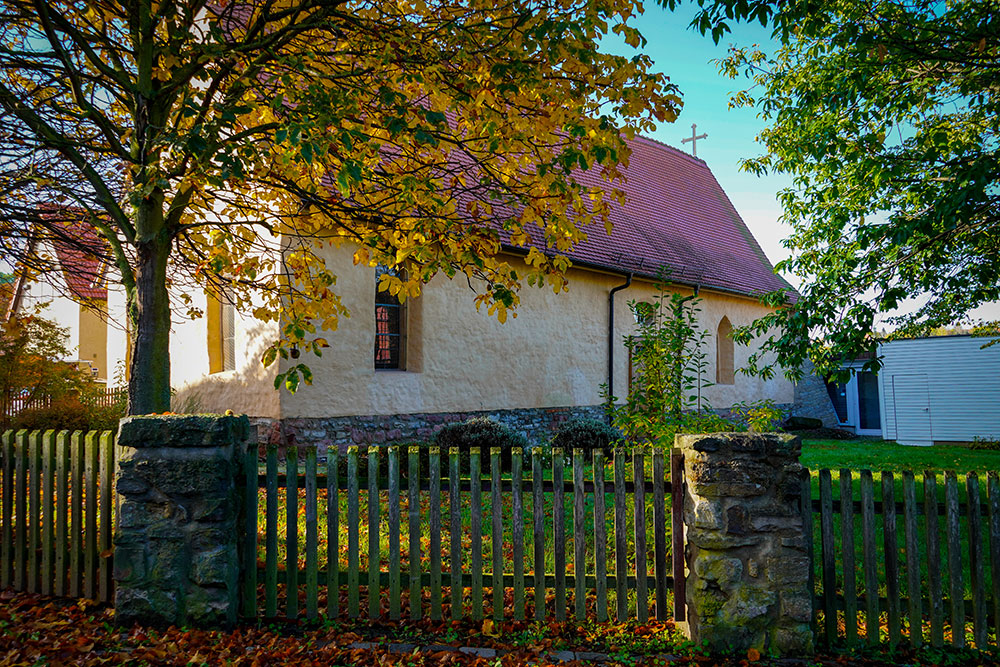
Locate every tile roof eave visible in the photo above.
<box><xmin>500</xmin><ymin>244</ymin><xmax>797</xmax><ymax>305</ymax></box>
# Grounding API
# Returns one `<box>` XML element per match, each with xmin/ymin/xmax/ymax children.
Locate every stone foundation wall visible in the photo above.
<box><xmin>114</xmin><ymin>414</ymin><xmax>250</xmax><ymax>628</ymax></box>
<box><xmin>250</xmin><ymin>404</ymin><xmax>605</xmax><ymax>453</ymax></box>
<box><xmin>677</xmin><ymin>432</ymin><xmax>813</xmax><ymax>656</ymax></box>
<box><xmin>792</xmin><ymin>360</ymin><xmax>841</xmax><ymax>428</ymax></box>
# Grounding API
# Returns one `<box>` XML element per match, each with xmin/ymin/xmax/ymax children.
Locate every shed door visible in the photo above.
<box><xmin>892</xmin><ymin>374</ymin><xmax>932</xmax><ymax>444</ymax></box>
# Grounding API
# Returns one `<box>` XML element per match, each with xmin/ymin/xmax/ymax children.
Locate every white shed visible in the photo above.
<box><xmin>878</xmin><ymin>335</ymin><xmax>1000</xmax><ymax>446</ymax></box>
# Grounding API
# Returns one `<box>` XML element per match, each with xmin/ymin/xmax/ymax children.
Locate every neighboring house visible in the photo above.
<box><xmin>826</xmin><ymin>335</ymin><xmax>1000</xmax><ymax>445</ymax></box>
<box><xmin>171</xmin><ymin>136</ymin><xmax>800</xmax><ymax>447</ymax></box>
<box><xmin>7</xmin><ymin>222</ymin><xmax>121</xmax><ymax>384</ymax></box>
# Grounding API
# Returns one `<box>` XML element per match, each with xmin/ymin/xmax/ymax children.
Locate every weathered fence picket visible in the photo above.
<box><xmin>388</xmin><ymin>447</ymin><xmax>401</xmax><ymax>620</ymax></box>
<box><xmin>428</xmin><ymin>447</ymin><xmax>442</xmax><ymax>620</ymax></box>
<box><xmin>859</xmin><ymin>470</ymin><xmax>878</xmax><ymax>645</ymax></box>
<box><xmin>989</xmin><ymin>472</ymin><xmax>1000</xmax><ymax>648</ymax></box>
<box><xmin>552</xmin><ymin>448</ymin><xmax>565</xmax><ymax>621</ymax></box>
<box><xmin>241</xmin><ymin>443</ymin><xmax>684</xmax><ymax>625</ymax></box>
<box><xmin>925</xmin><ymin>471</ymin><xmax>944</xmax><ymax>647</ymax></box>
<box><xmin>945</xmin><ymin>471</ymin><xmax>964</xmax><ymax>647</ymax></box>
<box><xmin>29</xmin><ymin>431</ymin><xmax>40</xmax><ymax>594</ymax></box>
<box><xmin>469</xmin><ymin>447</ymin><xmax>482</xmax><ymax>620</ymax></box>
<box><xmin>511</xmin><ymin>447</ymin><xmax>524</xmax><ymax>620</ymax></box>
<box><xmin>633</xmin><ymin>447</ymin><xmax>647</xmax><ymax>624</ymax></box>
<box><xmin>305</xmin><ymin>447</ymin><xmax>318</xmax><ymax>619</ymax></box>
<box><xmin>449</xmin><ymin>447</ymin><xmax>461</xmax><ymax>620</ymax></box>
<box><xmin>593</xmin><ymin>448</ymin><xmax>608</xmax><ymax>623</ymax></box>
<box><xmin>264</xmin><ymin>444</ymin><xmax>278</xmax><ymax>617</ymax></box>
<box><xmin>368</xmin><ymin>447</ymin><xmax>380</xmax><ymax>620</ymax></box>
<box><xmin>902</xmin><ymin>471</ymin><xmax>921</xmax><ymax>648</ymax></box>
<box><xmin>839</xmin><ymin>469</ymin><xmax>857</xmax><ymax>647</ymax></box>
<box><xmin>819</xmin><ymin>469</ymin><xmax>836</xmax><ymax>646</ymax></box>
<box><xmin>55</xmin><ymin>432</ymin><xmax>68</xmax><ymax>598</ymax></box>
<box><xmin>286</xmin><ymin>451</ymin><xmax>298</xmax><ymax>619</ymax></box>
<box><xmin>573</xmin><ymin>448</ymin><xmax>586</xmax><ymax>621</ymax></box>
<box><xmin>1</xmin><ymin>431</ymin><xmax>12</xmax><ymax>589</ymax></box>
<box><xmin>967</xmin><ymin>473</ymin><xmax>986</xmax><ymax>647</ymax></box>
<box><xmin>328</xmin><ymin>449</ymin><xmax>340</xmax><ymax>618</ymax></box>
<box><xmin>347</xmin><ymin>448</ymin><xmax>360</xmax><ymax>618</ymax></box>
<box><xmin>532</xmin><ymin>449</ymin><xmax>544</xmax><ymax>620</ymax></box>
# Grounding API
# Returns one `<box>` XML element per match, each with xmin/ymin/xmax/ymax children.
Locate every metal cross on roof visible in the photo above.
<box><xmin>681</xmin><ymin>123</ymin><xmax>707</xmax><ymax>157</ymax></box>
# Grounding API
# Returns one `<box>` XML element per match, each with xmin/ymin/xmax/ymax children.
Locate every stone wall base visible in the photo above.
<box><xmin>250</xmin><ymin>404</ymin><xmax>605</xmax><ymax>453</ymax></box>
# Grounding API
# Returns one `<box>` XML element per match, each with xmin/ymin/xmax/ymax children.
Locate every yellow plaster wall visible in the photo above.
<box><xmin>205</xmin><ymin>290</ymin><xmax>223</xmax><ymax>374</ymax></box>
<box><xmin>169</xmin><ymin>290</ymin><xmax>281</xmax><ymax>418</ymax></box>
<box><xmin>279</xmin><ymin>244</ymin><xmax>794</xmax><ymax>419</ymax></box>
<box><xmin>77</xmin><ymin>300</ymin><xmax>108</xmax><ymax>380</ymax></box>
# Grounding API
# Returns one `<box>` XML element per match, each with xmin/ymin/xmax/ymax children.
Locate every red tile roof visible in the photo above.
<box><xmin>38</xmin><ymin>209</ymin><xmax>109</xmax><ymax>301</ymax></box>
<box><xmin>513</xmin><ymin>135</ymin><xmax>794</xmax><ymax>300</ymax></box>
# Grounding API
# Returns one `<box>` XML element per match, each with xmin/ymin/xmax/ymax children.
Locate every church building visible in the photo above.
<box><xmin>166</xmin><ymin>136</ymin><xmax>798</xmax><ymax>447</ymax></box>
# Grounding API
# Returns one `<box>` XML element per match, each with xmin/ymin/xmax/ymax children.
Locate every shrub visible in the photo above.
<box><xmin>730</xmin><ymin>399</ymin><xmax>786</xmax><ymax>432</ymax></box>
<box><xmin>10</xmin><ymin>397</ymin><xmax>124</xmax><ymax>433</ymax></box>
<box><xmin>434</xmin><ymin>417</ymin><xmax>530</xmax><ymax>451</ymax></box>
<box><xmin>551</xmin><ymin>418</ymin><xmax>623</xmax><ymax>451</ymax></box>
<box><xmin>676</xmin><ymin>411</ymin><xmax>740</xmax><ymax>435</ymax></box>
<box><xmin>13</xmin><ymin>399</ymin><xmax>93</xmax><ymax>432</ymax></box>
<box><xmin>970</xmin><ymin>436</ymin><xmax>1000</xmax><ymax>451</ymax></box>
<box><xmin>434</xmin><ymin>417</ymin><xmax>533</xmax><ymax>475</ymax></box>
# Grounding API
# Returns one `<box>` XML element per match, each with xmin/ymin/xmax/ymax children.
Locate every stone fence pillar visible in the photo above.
<box><xmin>676</xmin><ymin>432</ymin><xmax>813</xmax><ymax>656</ymax></box>
<box><xmin>114</xmin><ymin>414</ymin><xmax>250</xmax><ymax>627</ymax></box>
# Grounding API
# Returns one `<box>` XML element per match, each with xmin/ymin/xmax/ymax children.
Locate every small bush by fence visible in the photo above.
<box><xmin>241</xmin><ymin>444</ymin><xmax>686</xmax><ymax>624</ymax></box>
<box><xmin>0</xmin><ymin>429</ymin><xmax>116</xmax><ymax>602</ymax></box>
<box><xmin>809</xmin><ymin>467</ymin><xmax>1000</xmax><ymax>651</ymax></box>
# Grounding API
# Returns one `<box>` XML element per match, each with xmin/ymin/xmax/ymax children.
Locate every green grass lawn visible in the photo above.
<box><xmin>801</xmin><ymin>438</ymin><xmax>1000</xmax><ymax>474</ymax></box>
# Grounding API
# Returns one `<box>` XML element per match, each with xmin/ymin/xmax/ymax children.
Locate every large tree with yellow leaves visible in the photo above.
<box><xmin>0</xmin><ymin>0</ymin><xmax>679</xmax><ymax>414</ymax></box>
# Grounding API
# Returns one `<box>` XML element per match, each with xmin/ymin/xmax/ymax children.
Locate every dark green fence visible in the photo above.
<box><xmin>0</xmin><ymin>429</ymin><xmax>116</xmax><ymax>602</ymax></box>
<box><xmin>240</xmin><ymin>444</ymin><xmax>686</xmax><ymax>623</ymax></box>
<box><xmin>810</xmin><ymin>468</ymin><xmax>1000</xmax><ymax>651</ymax></box>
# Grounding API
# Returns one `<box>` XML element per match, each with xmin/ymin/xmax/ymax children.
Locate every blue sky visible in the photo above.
<box><xmin>602</xmin><ymin>3</ymin><xmax>796</xmax><ymax>284</ymax></box>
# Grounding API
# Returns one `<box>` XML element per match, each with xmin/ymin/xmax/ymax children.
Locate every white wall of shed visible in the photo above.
<box><xmin>880</xmin><ymin>336</ymin><xmax>1000</xmax><ymax>443</ymax></box>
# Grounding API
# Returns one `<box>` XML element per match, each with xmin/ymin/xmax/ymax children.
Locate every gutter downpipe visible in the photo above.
<box><xmin>607</xmin><ymin>272</ymin><xmax>633</xmax><ymax>422</ymax></box>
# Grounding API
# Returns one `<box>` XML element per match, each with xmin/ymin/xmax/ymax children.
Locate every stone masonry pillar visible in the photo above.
<box><xmin>114</xmin><ymin>414</ymin><xmax>250</xmax><ymax>627</ymax></box>
<box><xmin>677</xmin><ymin>432</ymin><xmax>813</xmax><ymax>656</ymax></box>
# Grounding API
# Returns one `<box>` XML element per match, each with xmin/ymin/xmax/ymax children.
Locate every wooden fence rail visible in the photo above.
<box><xmin>810</xmin><ymin>467</ymin><xmax>1000</xmax><ymax>651</ymax></box>
<box><xmin>0</xmin><ymin>429</ymin><xmax>116</xmax><ymax>602</ymax></box>
<box><xmin>240</xmin><ymin>444</ymin><xmax>686</xmax><ymax>624</ymax></box>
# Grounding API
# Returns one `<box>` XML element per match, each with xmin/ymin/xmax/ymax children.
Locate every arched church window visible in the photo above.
<box><xmin>716</xmin><ymin>316</ymin><xmax>735</xmax><ymax>385</ymax></box>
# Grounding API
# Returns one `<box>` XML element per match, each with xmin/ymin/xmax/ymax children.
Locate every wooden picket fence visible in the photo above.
<box><xmin>240</xmin><ymin>444</ymin><xmax>686</xmax><ymax>623</ymax></box>
<box><xmin>0</xmin><ymin>429</ymin><xmax>117</xmax><ymax>602</ymax></box>
<box><xmin>810</xmin><ymin>468</ymin><xmax>1000</xmax><ymax>650</ymax></box>
<box><xmin>2</xmin><ymin>387</ymin><xmax>126</xmax><ymax>418</ymax></box>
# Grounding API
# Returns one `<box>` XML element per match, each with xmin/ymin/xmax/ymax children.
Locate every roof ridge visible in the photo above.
<box><xmin>631</xmin><ymin>133</ymin><xmax>707</xmax><ymax>167</ymax></box>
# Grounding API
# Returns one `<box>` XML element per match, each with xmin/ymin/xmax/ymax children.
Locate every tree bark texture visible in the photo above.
<box><xmin>127</xmin><ymin>193</ymin><xmax>172</xmax><ymax>415</ymax></box>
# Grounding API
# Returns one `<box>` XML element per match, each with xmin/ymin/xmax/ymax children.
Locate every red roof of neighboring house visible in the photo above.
<box><xmin>532</xmin><ymin>136</ymin><xmax>793</xmax><ymax>299</ymax></box>
<box><xmin>40</xmin><ymin>210</ymin><xmax>109</xmax><ymax>301</ymax></box>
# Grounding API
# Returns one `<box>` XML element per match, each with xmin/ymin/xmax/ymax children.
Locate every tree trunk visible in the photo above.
<box><xmin>127</xmin><ymin>226</ymin><xmax>172</xmax><ymax>415</ymax></box>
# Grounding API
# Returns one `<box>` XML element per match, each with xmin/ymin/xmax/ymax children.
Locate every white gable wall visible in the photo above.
<box><xmin>276</xmin><ymin>243</ymin><xmax>794</xmax><ymax>419</ymax></box>
<box><xmin>880</xmin><ymin>336</ymin><xmax>1000</xmax><ymax>444</ymax></box>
